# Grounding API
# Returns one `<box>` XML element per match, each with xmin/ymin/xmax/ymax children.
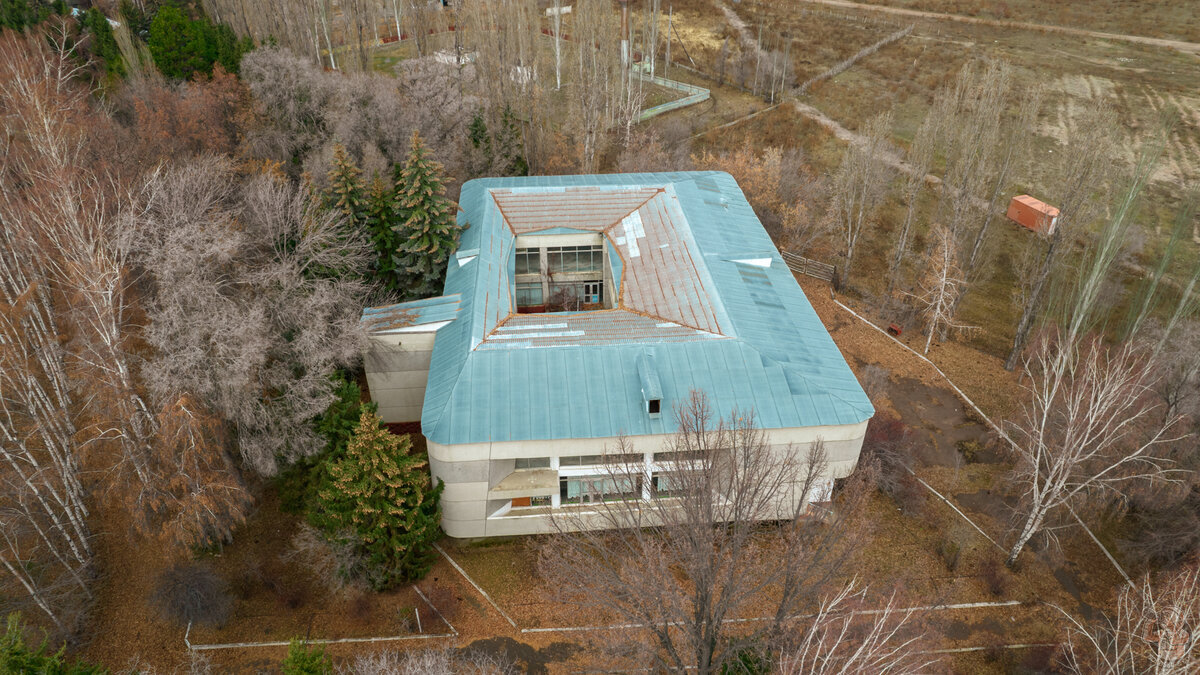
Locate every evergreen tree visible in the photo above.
<box><xmin>495</xmin><ymin>105</ymin><xmax>529</xmax><ymax>176</ymax></box>
<box><xmin>148</xmin><ymin>5</ymin><xmax>214</xmax><ymax>80</ymax></box>
<box><xmin>467</xmin><ymin>110</ymin><xmax>493</xmax><ymax>173</ymax></box>
<box><xmin>82</xmin><ymin>8</ymin><xmax>126</xmax><ymax>78</ymax></box>
<box><xmin>310</xmin><ymin>410</ymin><xmax>443</xmax><ymax>590</ymax></box>
<box><xmin>277</xmin><ymin>374</ymin><xmax>371</xmax><ymax>513</ymax></box>
<box><xmin>147</xmin><ymin>5</ymin><xmax>251</xmax><ymax>80</ymax></box>
<box><xmin>280</xmin><ymin>639</ymin><xmax>332</xmax><ymax>675</ymax></box>
<box><xmin>0</xmin><ymin>614</ymin><xmax>106</xmax><ymax>674</ymax></box>
<box><xmin>392</xmin><ymin>131</ymin><xmax>463</xmax><ymax>300</ymax></box>
<box><xmin>0</xmin><ymin>0</ymin><xmax>63</xmax><ymax>32</ymax></box>
<box><xmin>364</xmin><ymin>175</ymin><xmax>403</xmax><ymax>295</ymax></box>
<box><xmin>324</xmin><ymin>143</ymin><xmax>365</xmax><ymax>224</ymax></box>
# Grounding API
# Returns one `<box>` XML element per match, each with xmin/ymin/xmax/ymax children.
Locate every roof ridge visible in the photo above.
<box><xmin>599</xmin><ymin>188</ymin><xmax>665</xmax><ymax>235</ymax></box>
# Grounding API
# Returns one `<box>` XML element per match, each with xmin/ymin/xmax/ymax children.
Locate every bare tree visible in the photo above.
<box><xmin>932</xmin><ymin>59</ymin><xmax>1008</xmax><ymax>245</ymax></box>
<box><xmin>1005</xmin><ymin>101</ymin><xmax>1119</xmax><ymax>370</ymax></box>
<box><xmin>538</xmin><ymin>391</ymin><xmax>870</xmax><ymax>673</ymax></box>
<box><xmin>1004</xmin><ymin>331</ymin><xmax>1184</xmax><ymax>566</ymax></box>
<box><xmin>884</xmin><ymin>113</ymin><xmax>936</xmax><ymax>303</ymax></box>
<box><xmin>909</xmin><ymin>224</ymin><xmax>974</xmax><ymax>354</ymax></box>
<box><xmin>830</xmin><ymin>110</ymin><xmax>895</xmax><ymax>289</ymax></box>
<box><xmin>775</xmin><ymin>583</ymin><xmax>937</xmax><ymax>674</ymax></box>
<box><xmin>0</xmin><ymin>24</ymin><xmax>101</xmax><ymax>635</ymax></box>
<box><xmin>130</xmin><ymin>157</ymin><xmax>372</xmax><ymax>475</ymax></box>
<box><xmin>1060</xmin><ymin>561</ymin><xmax>1200</xmax><ymax>674</ymax></box>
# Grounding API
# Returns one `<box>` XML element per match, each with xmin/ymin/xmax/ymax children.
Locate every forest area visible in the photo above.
<box><xmin>1</xmin><ymin>0</ymin><xmax>1200</xmax><ymax>673</ymax></box>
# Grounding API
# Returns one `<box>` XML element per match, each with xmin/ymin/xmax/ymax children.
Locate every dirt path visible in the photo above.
<box><xmin>799</xmin><ymin>0</ymin><xmax>1200</xmax><ymax>57</ymax></box>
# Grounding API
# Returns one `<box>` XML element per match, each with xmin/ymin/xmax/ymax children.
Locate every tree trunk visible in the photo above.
<box><xmin>1007</xmin><ymin>504</ymin><xmax>1046</xmax><ymax>567</ymax></box>
<box><xmin>1005</xmin><ymin>235</ymin><xmax>1059</xmax><ymax>370</ymax></box>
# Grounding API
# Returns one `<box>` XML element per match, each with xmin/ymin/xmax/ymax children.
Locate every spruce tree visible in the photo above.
<box><xmin>324</xmin><ymin>143</ymin><xmax>365</xmax><ymax>225</ymax></box>
<box><xmin>392</xmin><ymin>131</ymin><xmax>463</xmax><ymax>300</ymax></box>
<box><xmin>364</xmin><ymin>175</ymin><xmax>403</xmax><ymax>295</ymax></box>
<box><xmin>310</xmin><ymin>410</ymin><xmax>443</xmax><ymax>590</ymax></box>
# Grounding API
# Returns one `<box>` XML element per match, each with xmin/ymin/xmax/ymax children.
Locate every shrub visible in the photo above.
<box><xmin>1118</xmin><ymin>486</ymin><xmax>1200</xmax><ymax>569</ymax></box>
<box><xmin>858</xmin><ymin>412</ymin><xmax>917</xmax><ymax>502</ymax></box>
<box><xmin>347</xmin><ymin>646</ymin><xmax>516</xmax><ymax>675</ymax></box>
<box><xmin>935</xmin><ymin>538</ymin><xmax>961</xmax><ymax>572</ymax></box>
<box><xmin>281</xmin><ymin>639</ymin><xmax>331</xmax><ymax>675</ymax></box>
<box><xmin>281</xmin><ymin>524</ymin><xmax>361</xmax><ymax>594</ymax></box>
<box><xmin>956</xmin><ymin>439</ymin><xmax>984</xmax><ymax>463</ymax></box>
<box><xmin>150</xmin><ymin>562</ymin><xmax>232</xmax><ymax>628</ymax></box>
<box><xmin>230</xmin><ymin>563</ymin><xmax>263</xmax><ymax>600</ymax></box>
<box><xmin>980</xmin><ymin>557</ymin><xmax>1008</xmax><ymax>597</ymax></box>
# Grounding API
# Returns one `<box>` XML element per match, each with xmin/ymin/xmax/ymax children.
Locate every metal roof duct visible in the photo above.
<box><xmin>636</xmin><ymin>351</ymin><xmax>663</xmax><ymax>417</ymax></box>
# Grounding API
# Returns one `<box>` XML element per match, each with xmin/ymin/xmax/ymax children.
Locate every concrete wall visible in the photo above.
<box><xmin>364</xmin><ymin>331</ymin><xmax>437</xmax><ymax>424</ymax></box>
<box><xmin>428</xmin><ymin>420</ymin><xmax>869</xmax><ymax>538</ymax></box>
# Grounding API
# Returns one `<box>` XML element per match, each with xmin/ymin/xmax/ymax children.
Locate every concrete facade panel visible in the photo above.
<box><xmin>429</xmin><ymin>457</ymin><xmax>490</xmax><ymax>484</ymax></box>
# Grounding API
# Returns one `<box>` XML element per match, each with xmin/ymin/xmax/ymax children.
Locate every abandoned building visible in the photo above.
<box><xmin>362</xmin><ymin>172</ymin><xmax>874</xmax><ymax>537</ymax></box>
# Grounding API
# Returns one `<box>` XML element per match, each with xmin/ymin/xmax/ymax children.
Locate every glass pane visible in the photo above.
<box><xmin>515</xmin><ymin>249</ymin><xmax>540</xmax><ymax>275</ymax></box>
<box><xmin>515</xmin><ymin>457</ymin><xmax>551</xmax><ymax>469</ymax></box>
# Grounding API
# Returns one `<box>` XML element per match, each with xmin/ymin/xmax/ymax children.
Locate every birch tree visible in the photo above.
<box><xmin>1060</xmin><ymin>562</ymin><xmax>1200</xmax><ymax>675</ymax></box>
<box><xmin>910</xmin><ymin>224</ymin><xmax>973</xmax><ymax>354</ymax></box>
<box><xmin>775</xmin><ymin>584</ymin><xmax>937</xmax><ymax>674</ymax></box>
<box><xmin>831</xmin><ymin>110</ymin><xmax>895</xmax><ymax>289</ymax></box>
<box><xmin>1004</xmin><ymin>332</ymin><xmax>1183</xmax><ymax>566</ymax></box>
<box><xmin>0</xmin><ymin>25</ymin><xmax>100</xmax><ymax>635</ymax></box>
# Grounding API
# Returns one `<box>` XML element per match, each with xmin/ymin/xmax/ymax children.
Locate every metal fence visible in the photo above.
<box><xmin>781</xmin><ymin>251</ymin><xmax>836</xmax><ymax>282</ymax></box>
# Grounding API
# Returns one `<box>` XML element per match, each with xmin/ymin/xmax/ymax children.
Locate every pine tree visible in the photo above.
<box><xmin>495</xmin><ymin>105</ymin><xmax>529</xmax><ymax>176</ymax></box>
<box><xmin>392</xmin><ymin>131</ymin><xmax>463</xmax><ymax>300</ymax></box>
<box><xmin>364</xmin><ymin>175</ymin><xmax>403</xmax><ymax>295</ymax></box>
<box><xmin>310</xmin><ymin>410</ymin><xmax>443</xmax><ymax>590</ymax></box>
<box><xmin>325</xmin><ymin>143</ymin><xmax>365</xmax><ymax>225</ymax></box>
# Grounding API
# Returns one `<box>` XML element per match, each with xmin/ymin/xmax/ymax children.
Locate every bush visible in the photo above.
<box><xmin>980</xmin><ymin>557</ymin><xmax>1008</xmax><ymax>597</ymax></box>
<box><xmin>150</xmin><ymin>562</ymin><xmax>232</xmax><ymax>628</ymax></box>
<box><xmin>935</xmin><ymin>538</ymin><xmax>961</xmax><ymax>572</ymax></box>
<box><xmin>858</xmin><ymin>413</ymin><xmax>918</xmax><ymax>502</ymax></box>
<box><xmin>956</xmin><ymin>439</ymin><xmax>984</xmax><ymax>463</ymax></box>
<box><xmin>1118</xmin><ymin>486</ymin><xmax>1200</xmax><ymax>569</ymax></box>
<box><xmin>281</xmin><ymin>639</ymin><xmax>331</xmax><ymax>675</ymax></box>
<box><xmin>281</xmin><ymin>524</ymin><xmax>361</xmax><ymax>595</ymax></box>
<box><xmin>229</xmin><ymin>563</ymin><xmax>263</xmax><ymax>601</ymax></box>
<box><xmin>347</xmin><ymin>646</ymin><xmax>516</xmax><ymax>675</ymax></box>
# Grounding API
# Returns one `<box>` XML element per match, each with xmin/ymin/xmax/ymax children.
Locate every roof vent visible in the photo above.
<box><xmin>636</xmin><ymin>351</ymin><xmax>663</xmax><ymax>418</ymax></box>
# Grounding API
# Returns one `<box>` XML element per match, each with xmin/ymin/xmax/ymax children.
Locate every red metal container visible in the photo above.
<box><xmin>1007</xmin><ymin>195</ymin><xmax>1060</xmax><ymax>236</ymax></box>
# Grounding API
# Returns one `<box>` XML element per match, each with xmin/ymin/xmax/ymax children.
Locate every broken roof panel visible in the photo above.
<box><xmin>361</xmin><ymin>294</ymin><xmax>461</xmax><ymax>332</ymax></box>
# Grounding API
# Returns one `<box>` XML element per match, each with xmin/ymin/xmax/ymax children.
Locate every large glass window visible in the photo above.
<box><xmin>652</xmin><ymin>473</ymin><xmax>686</xmax><ymax>498</ymax></box>
<box><xmin>560</xmin><ymin>475</ymin><xmax>640</xmax><ymax>504</ymax></box>
<box><xmin>515</xmin><ymin>248</ymin><xmax>541</xmax><ymax>275</ymax></box>
<box><xmin>547</xmin><ymin>245</ymin><xmax>603</xmax><ymax>275</ymax></box>
<box><xmin>515</xmin><ymin>457</ymin><xmax>551</xmax><ymax>469</ymax></box>
<box><xmin>516</xmin><ymin>282</ymin><xmax>543</xmax><ymax>307</ymax></box>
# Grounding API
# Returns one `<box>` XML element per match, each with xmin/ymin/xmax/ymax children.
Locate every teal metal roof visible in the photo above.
<box><xmin>373</xmin><ymin>172</ymin><xmax>873</xmax><ymax>445</ymax></box>
<box><xmin>362</xmin><ymin>294</ymin><xmax>461</xmax><ymax>332</ymax></box>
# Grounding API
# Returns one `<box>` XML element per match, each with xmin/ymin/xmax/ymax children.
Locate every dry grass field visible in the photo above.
<box><xmin>851</xmin><ymin>0</ymin><xmax>1200</xmax><ymax>42</ymax></box>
